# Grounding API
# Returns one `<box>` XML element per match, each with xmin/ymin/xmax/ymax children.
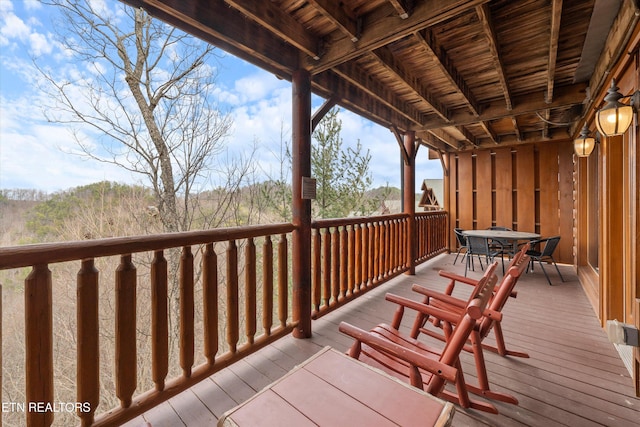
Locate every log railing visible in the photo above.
<box><xmin>310</xmin><ymin>211</ymin><xmax>448</xmax><ymax>318</ymax></box>
<box><xmin>0</xmin><ymin>212</ymin><xmax>448</xmax><ymax>426</ymax></box>
<box><xmin>0</xmin><ymin>223</ymin><xmax>295</xmax><ymax>427</ymax></box>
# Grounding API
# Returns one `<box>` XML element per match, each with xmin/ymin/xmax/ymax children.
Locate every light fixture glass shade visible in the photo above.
<box><xmin>595</xmin><ymin>80</ymin><xmax>634</xmax><ymax>136</ymax></box>
<box><xmin>574</xmin><ymin>134</ymin><xmax>596</xmax><ymax>157</ymax></box>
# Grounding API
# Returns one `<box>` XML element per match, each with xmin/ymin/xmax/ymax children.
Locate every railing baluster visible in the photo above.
<box><xmin>115</xmin><ymin>255</ymin><xmax>136</xmax><ymax>408</ymax></box>
<box><xmin>151</xmin><ymin>250</ymin><xmax>168</xmax><ymax>391</ymax></box>
<box><xmin>331</xmin><ymin>227</ymin><xmax>340</xmax><ymax>302</ymax></box>
<box><xmin>25</xmin><ymin>264</ymin><xmax>54</xmax><ymax>426</ymax></box>
<box><xmin>354</xmin><ymin>224</ymin><xmax>362</xmax><ymax>291</ymax></box>
<box><xmin>311</xmin><ymin>231</ymin><xmax>321</xmax><ymax>313</ymax></box>
<box><xmin>227</xmin><ymin>240</ymin><xmax>239</xmax><ymax>353</ymax></box>
<box><xmin>278</xmin><ymin>234</ymin><xmax>288</xmax><ymax>328</ymax></box>
<box><xmin>322</xmin><ymin>229</ymin><xmax>331</xmax><ymax>307</ymax></box>
<box><xmin>203</xmin><ymin>243</ymin><xmax>218</xmax><ymax>364</ymax></box>
<box><xmin>339</xmin><ymin>226</ymin><xmax>348</xmax><ymax>299</ymax></box>
<box><xmin>263</xmin><ymin>237</ymin><xmax>273</xmax><ymax>335</ymax></box>
<box><xmin>180</xmin><ymin>246</ymin><xmax>194</xmax><ymax>377</ymax></box>
<box><xmin>77</xmin><ymin>259</ymin><xmax>99</xmax><ymax>426</ymax></box>
<box><xmin>245</xmin><ymin>238</ymin><xmax>257</xmax><ymax>345</ymax></box>
<box><xmin>347</xmin><ymin>225</ymin><xmax>355</xmax><ymax>296</ymax></box>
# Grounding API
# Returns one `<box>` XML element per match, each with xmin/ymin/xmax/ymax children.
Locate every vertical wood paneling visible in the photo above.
<box><xmin>449</xmin><ymin>143</ymin><xmax>574</xmax><ymax>264</ymax></box>
<box><xmin>458</xmin><ymin>152</ymin><xmax>474</xmax><ymax>229</ymax></box>
<box><xmin>538</xmin><ymin>142</ymin><xmax>561</xmax><ymax>238</ymax></box>
<box><xmin>494</xmin><ymin>148</ymin><xmax>513</xmax><ymax>227</ymax></box>
<box><xmin>516</xmin><ymin>145</ymin><xmax>536</xmax><ymax>231</ymax></box>
<box><xmin>558</xmin><ymin>142</ymin><xmax>575</xmax><ymax>263</ymax></box>
<box><xmin>475</xmin><ymin>150</ymin><xmax>492</xmax><ymax>229</ymax></box>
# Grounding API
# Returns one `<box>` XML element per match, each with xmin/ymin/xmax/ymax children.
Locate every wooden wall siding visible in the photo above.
<box><xmin>476</xmin><ymin>150</ymin><xmax>492</xmax><ymax>229</ymax></box>
<box><xmin>448</xmin><ymin>141</ymin><xmax>574</xmax><ymax>264</ymax></box>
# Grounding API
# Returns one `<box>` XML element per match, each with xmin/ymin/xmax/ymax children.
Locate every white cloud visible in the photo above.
<box><xmin>28</xmin><ymin>31</ymin><xmax>52</xmax><ymax>56</ymax></box>
<box><xmin>24</xmin><ymin>0</ymin><xmax>42</xmax><ymax>12</ymax></box>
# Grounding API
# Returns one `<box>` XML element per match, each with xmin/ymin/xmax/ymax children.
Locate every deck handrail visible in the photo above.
<box><xmin>0</xmin><ymin>213</ymin><xmax>448</xmax><ymax>426</ymax></box>
<box><xmin>311</xmin><ymin>211</ymin><xmax>448</xmax><ymax>318</ymax></box>
<box><xmin>0</xmin><ymin>223</ymin><xmax>296</xmax><ymax>426</ymax></box>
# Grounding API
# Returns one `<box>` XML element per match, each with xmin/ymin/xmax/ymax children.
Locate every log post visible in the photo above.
<box><xmin>291</xmin><ymin>69</ymin><xmax>312</xmax><ymax>338</ymax></box>
<box><xmin>404</xmin><ymin>131</ymin><xmax>416</xmax><ymax>275</ymax></box>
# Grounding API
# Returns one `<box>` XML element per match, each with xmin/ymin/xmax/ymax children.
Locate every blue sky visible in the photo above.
<box><xmin>0</xmin><ymin>0</ymin><xmax>442</xmax><ymax>194</ymax></box>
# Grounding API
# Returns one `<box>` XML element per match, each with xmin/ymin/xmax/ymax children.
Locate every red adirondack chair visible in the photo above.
<box><xmin>339</xmin><ymin>265</ymin><xmax>502</xmax><ymax>414</ymax></box>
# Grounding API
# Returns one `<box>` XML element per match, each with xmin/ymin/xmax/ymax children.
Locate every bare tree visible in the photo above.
<box><xmin>37</xmin><ymin>0</ymin><xmax>234</xmax><ymax>233</ymax></box>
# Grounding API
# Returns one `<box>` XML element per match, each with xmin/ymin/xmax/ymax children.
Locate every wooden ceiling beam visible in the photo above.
<box><xmin>307</xmin><ymin>0</ymin><xmax>360</xmax><ymax>42</ymax></box>
<box><xmin>312</xmin><ymin>71</ymin><xmax>414</xmax><ymax>130</ymax></box>
<box><xmin>511</xmin><ymin>117</ymin><xmax>522</xmax><ymax>142</ymax></box>
<box><xmin>467</xmin><ymin>128</ymin><xmax>571</xmax><ymax>151</ymax></box>
<box><xmin>479</xmin><ymin>121</ymin><xmax>498</xmax><ymax>144</ymax></box>
<box><xmin>388</xmin><ymin>0</ymin><xmax>414</xmax><ymax>19</ymax></box>
<box><xmin>456</xmin><ymin>126</ymin><xmax>478</xmax><ymax>147</ymax></box>
<box><xmin>414</xmin><ymin>30</ymin><xmax>482</xmax><ymax>117</ymax></box>
<box><xmin>546</xmin><ymin>0</ymin><xmax>563</xmax><ymax>103</ymax></box>
<box><xmin>370</xmin><ymin>47</ymin><xmax>449</xmax><ymax>122</ymax></box>
<box><xmin>304</xmin><ymin>0</ymin><xmax>490</xmax><ymax>73</ymax></box>
<box><xmin>415</xmin><ymin>83</ymin><xmax>587</xmax><ymax>131</ymax></box>
<box><xmin>416</xmin><ymin>132</ymin><xmax>448</xmax><ymax>153</ymax></box>
<box><xmin>128</xmin><ymin>0</ymin><xmax>299</xmax><ymax>75</ymax></box>
<box><xmin>224</xmin><ymin>0</ymin><xmax>321</xmax><ymax>59</ymax></box>
<box><xmin>475</xmin><ymin>3</ymin><xmax>513</xmax><ymax>110</ymax></box>
<box><xmin>332</xmin><ymin>62</ymin><xmax>424</xmax><ymax>125</ymax></box>
<box><xmin>428</xmin><ymin>128</ymin><xmax>464</xmax><ymax>150</ymax></box>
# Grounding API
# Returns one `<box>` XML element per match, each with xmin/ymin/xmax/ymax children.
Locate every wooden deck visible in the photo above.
<box><xmin>123</xmin><ymin>254</ymin><xmax>640</xmax><ymax>427</ymax></box>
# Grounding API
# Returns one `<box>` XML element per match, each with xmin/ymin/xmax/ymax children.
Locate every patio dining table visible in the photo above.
<box><xmin>462</xmin><ymin>229</ymin><xmax>540</xmax><ymax>242</ymax></box>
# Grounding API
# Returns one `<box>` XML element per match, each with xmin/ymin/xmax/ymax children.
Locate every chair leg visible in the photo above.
<box><xmin>538</xmin><ymin>260</ymin><xmax>553</xmax><ymax>285</ymax></box>
<box><xmin>551</xmin><ymin>257</ymin><xmax>565</xmax><ymax>282</ymax></box>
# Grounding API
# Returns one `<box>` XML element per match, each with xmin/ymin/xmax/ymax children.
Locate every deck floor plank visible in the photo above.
<box><xmin>132</xmin><ymin>254</ymin><xmax>640</xmax><ymax>427</ymax></box>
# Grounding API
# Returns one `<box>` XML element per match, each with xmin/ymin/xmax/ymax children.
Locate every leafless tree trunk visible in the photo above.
<box><xmin>37</xmin><ymin>0</ymin><xmax>233</xmax><ymax>234</ymax></box>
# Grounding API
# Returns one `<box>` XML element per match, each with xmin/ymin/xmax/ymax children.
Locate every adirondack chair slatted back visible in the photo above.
<box><xmin>424</xmin><ymin>271</ymin><xmax>496</xmax><ymax>396</ymax></box>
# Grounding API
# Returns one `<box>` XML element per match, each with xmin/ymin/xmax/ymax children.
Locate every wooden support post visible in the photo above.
<box><xmin>404</xmin><ymin>131</ymin><xmax>417</xmax><ymax>275</ymax></box>
<box><xmin>292</xmin><ymin>69</ymin><xmax>312</xmax><ymax>338</ymax></box>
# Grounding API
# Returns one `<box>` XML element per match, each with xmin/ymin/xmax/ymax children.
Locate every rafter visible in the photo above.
<box><xmin>414</xmin><ymin>30</ymin><xmax>481</xmax><ymax>117</ymax></box>
<box><xmin>133</xmin><ymin>0</ymin><xmax>300</xmax><ymax>76</ymax></box>
<box><xmin>546</xmin><ymin>0</ymin><xmax>563</xmax><ymax>103</ymax></box>
<box><xmin>388</xmin><ymin>0</ymin><xmax>413</xmax><ymax>19</ymax></box>
<box><xmin>304</xmin><ymin>0</ymin><xmax>490</xmax><ymax>73</ymax></box>
<box><xmin>475</xmin><ymin>3</ymin><xmax>512</xmax><ymax>110</ymax></box>
<box><xmin>415</xmin><ymin>83</ymin><xmax>587</xmax><ymax>131</ymax></box>
<box><xmin>307</xmin><ymin>0</ymin><xmax>360</xmax><ymax>42</ymax></box>
<box><xmin>428</xmin><ymin>128</ymin><xmax>464</xmax><ymax>150</ymax></box>
<box><xmin>416</xmin><ymin>132</ymin><xmax>448</xmax><ymax>153</ymax></box>
<box><xmin>512</xmin><ymin>117</ymin><xmax>522</xmax><ymax>141</ymax></box>
<box><xmin>331</xmin><ymin>62</ymin><xmax>425</xmax><ymax>125</ymax></box>
<box><xmin>370</xmin><ymin>47</ymin><xmax>449</xmax><ymax>122</ymax></box>
<box><xmin>224</xmin><ymin>0</ymin><xmax>322</xmax><ymax>59</ymax></box>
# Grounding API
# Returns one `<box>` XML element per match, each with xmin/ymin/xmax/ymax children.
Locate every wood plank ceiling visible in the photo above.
<box><xmin>121</xmin><ymin>0</ymin><xmax>616</xmax><ymax>153</ymax></box>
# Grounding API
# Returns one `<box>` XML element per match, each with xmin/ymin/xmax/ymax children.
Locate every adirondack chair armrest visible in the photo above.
<box><xmin>338</xmin><ymin>322</ymin><xmax>458</xmax><ymax>384</ymax></box>
<box><xmin>439</xmin><ymin>270</ymin><xmax>479</xmax><ymax>287</ymax></box>
<box><xmin>411</xmin><ymin>284</ymin><xmax>467</xmax><ymax>309</ymax></box>
<box><xmin>493</xmin><ymin>284</ymin><xmax>517</xmax><ymax>298</ymax></box>
<box><xmin>385</xmin><ymin>293</ymin><xmax>461</xmax><ymax>325</ymax></box>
